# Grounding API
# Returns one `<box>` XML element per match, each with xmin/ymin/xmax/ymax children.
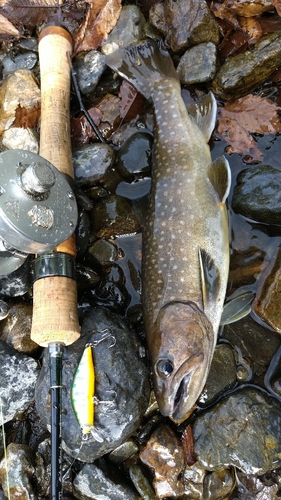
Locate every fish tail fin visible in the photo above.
<box><xmin>105</xmin><ymin>40</ymin><xmax>180</xmax><ymax>100</ymax></box>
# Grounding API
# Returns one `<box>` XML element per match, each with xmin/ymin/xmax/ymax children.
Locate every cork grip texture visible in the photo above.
<box><xmin>31</xmin><ymin>27</ymin><xmax>80</xmax><ymax>347</ymax></box>
<box><xmin>31</xmin><ymin>277</ymin><xmax>80</xmax><ymax>347</ymax></box>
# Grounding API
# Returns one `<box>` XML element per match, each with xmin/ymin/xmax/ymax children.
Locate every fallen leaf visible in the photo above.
<box><xmin>211</xmin><ymin>0</ymin><xmax>273</xmax><ymax>18</ymax></box>
<box><xmin>73</xmin><ymin>0</ymin><xmax>122</xmax><ymax>55</ymax></box>
<box><xmin>215</xmin><ymin>94</ymin><xmax>281</xmax><ymax>161</ymax></box>
<box><xmin>13</xmin><ymin>103</ymin><xmax>41</xmax><ymax>128</ymax></box>
<box><xmin>118</xmin><ymin>80</ymin><xmax>145</xmax><ymax>122</ymax></box>
<box><xmin>181</xmin><ymin>425</ymin><xmax>197</xmax><ymax>466</ymax></box>
<box><xmin>238</xmin><ymin>15</ymin><xmax>262</xmax><ymax>44</ymax></box>
<box><xmin>0</xmin><ymin>12</ymin><xmax>20</xmax><ymax>36</ymax></box>
<box><xmin>272</xmin><ymin>0</ymin><xmax>281</xmax><ymax>15</ymax></box>
<box><xmin>71</xmin><ymin>107</ymin><xmax>102</xmax><ymax>149</ymax></box>
<box><xmin>217</xmin><ymin>28</ymin><xmax>250</xmax><ymax>59</ymax></box>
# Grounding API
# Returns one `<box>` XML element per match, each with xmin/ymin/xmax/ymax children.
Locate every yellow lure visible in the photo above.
<box><xmin>71</xmin><ymin>345</ymin><xmax>96</xmax><ymax>438</ymax></box>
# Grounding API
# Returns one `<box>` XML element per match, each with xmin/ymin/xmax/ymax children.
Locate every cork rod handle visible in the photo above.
<box><xmin>31</xmin><ymin>25</ymin><xmax>80</xmax><ymax>348</ymax></box>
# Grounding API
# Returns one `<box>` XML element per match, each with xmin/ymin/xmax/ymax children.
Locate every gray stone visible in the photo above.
<box><xmin>0</xmin><ymin>444</ymin><xmax>36</xmax><ymax>499</ymax></box>
<box><xmin>73</xmin><ymin>50</ymin><xmax>106</xmax><ymax>95</ymax></box>
<box><xmin>177</xmin><ymin>43</ymin><xmax>217</xmax><ymax>84</ymax></box>
<box><xmin>102</xmin><ymin>5</ymin><xmax>146</xmax><ymax>52</ymax></box>
<box><xmin>3</xmin><ymin>52</ymin><xmax>38</xmax><ymax>76</ymax></box>
<box><xmin>2</xmin><ymin>127</ymin><xmax>39</xmax><ymax>153</ymax></box>
<box><xmin>73</xmin><ymin>143</ymin><xmax>115</xmax><ymax>188</ymax></box>
<box><xmin>232</xmin><ymin>165</ymin><xmax>281</xmax><ymax>225</ymax></box>
<box><xmin>129</xmin><ymin>464</ymin><xmax>157</xmax><ymax>500</ymax></box>
<box><xmin>0</xmin><ymin>340</ymin><xmax>39</xmax><ymax>424</ymax></box>
<box><xmin>194</xmin><ymin>386</ymin><xmax>281</xmax><ymax>475</ymax></box>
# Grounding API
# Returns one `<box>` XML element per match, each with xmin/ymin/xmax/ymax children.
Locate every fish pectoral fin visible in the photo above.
<box><xmin>188</xmin><ymin>92</ymin><xmax>217</xmax><ymax>142</ymax></box>
<box><xmin>199</xmin><ymin>248</ymin><xmax>220</xmax><ymax>310</ymax></box>
<box><xmin>207</xmin><ymin>156</ymin><xmax>231</xmax><ymax>204</ymax></box>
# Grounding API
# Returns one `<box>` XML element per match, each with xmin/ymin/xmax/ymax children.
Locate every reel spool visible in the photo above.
<box><xmin>0</xmin><ymin>149</ymin><xmax>78</xmax><ymax>275</ymax></box>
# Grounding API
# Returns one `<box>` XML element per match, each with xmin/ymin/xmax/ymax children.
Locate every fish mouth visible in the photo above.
<box><xmin>170</xmin><ymin>353</ymin><xmax>205</xmax><ymax>422</ymax></box>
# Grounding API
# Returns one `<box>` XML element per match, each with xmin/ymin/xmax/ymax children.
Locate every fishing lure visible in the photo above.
<box><xmin>71</xmin><ymin>331</ymin><xmax>117</xmax><ymax>442</ymax></box>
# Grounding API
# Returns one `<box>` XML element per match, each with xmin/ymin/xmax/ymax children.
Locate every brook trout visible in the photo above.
<box><xmin>106</xmin><ymin>41</ymin><xmax>231</xmax><ymax>422</ymax></box>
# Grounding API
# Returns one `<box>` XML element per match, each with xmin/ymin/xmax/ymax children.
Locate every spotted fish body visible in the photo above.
<box><xmin>106</xmin><ymin>41</ymin><xmax>231</xmax><ymax>422</ymax></box>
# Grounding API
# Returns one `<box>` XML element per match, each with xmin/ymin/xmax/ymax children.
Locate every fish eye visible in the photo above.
<box><xmin>156</xmin><ymin>359</ymin><xmax>174</xmax><ymax>378</ymax></box>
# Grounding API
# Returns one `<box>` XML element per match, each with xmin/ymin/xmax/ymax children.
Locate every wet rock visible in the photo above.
<box><xmin>76</xmin><ymin>209</ymin><xmax>91</xmax><ymax>258</ymax></box>
<box><xmin>253</xmin><ymin>246</ymin><xmax>281</xmax><ymax>333</ymax></box>
<box><xmin>149</xmin><ymin>0</ymin><xmax>219</xmax><ymax>53</ymax></box>
<box><xmin>177</xmin><ymin>43</ymin><xmax>217</xmax><ymax>84</ymax></box>
<box><xmin>0</xmin><ymin>340</ymin><xmax>39</xmax><ymax>423</ymax></box>
<box><xmin>203</xmin><ymin>468</ymin><xmax>236</xmax><ymax>500</ymax></box>
<box><xmin>0</xmin><ymin>443</ymin><xmax>36</xmax><ymax>500</ymax></box>
<box><xmin>0</xmin><ymin>300</ymin><xmax>8</xmax><ymax>320</ymax></box>
<box><xmin>140</xmin><ymin>424</ymin><xmax>185</xmax><ymax>498</ymax></box>
<box><xmin>232</xmin><ymin>165</ymin><xmax>281</xmax><ymax>225</ymax></box>
<box><xmin>18</xmin><ymin>38</ymin><xmax>38</xmax><ymax>52</ymax></box>
<box><xmin>109</xmin><ymin>439</ymin><xmax>139</xmax><ymax>464</ymax></box>
<box><xmin>94</xmin><ymin>264</ymin><xmax>129</xmax><ymax>312</ymax></box>
<box><xmin>2</xmin><ymin>51</ymin><xmax>38</xmax><ymax>76</ymax></box>
<box><xmin>102</xmin><ymin>5</ymin><xmax>146</xmax><ymax>52</ymax></box>
<box><xmin>86</xmin><ymin>238</ymin><xmax>118</xmax><ymax>268</ymax></box>
<box><xmin>91</xmin><ymin>194</ymin><xmax>141</xmax><ymax>238</ymax></box>
<box><xmin>76</xmin><ymin>262</ymin><xmax>100</xmax><ymax>292</ymax></box>
<box><xmin>235</xmin><ymin>470</ymin><xmax>279</xmax><ymax>499</ymax></box>
<box><xmin>198</xmin><ymin>343</ymin><xmax>237</xmax><ymax>407</ymax></box>
<box><xmin>36</xmin><ymin>307</ymin><xmax>150</xmax><ymax>462</ymax></box>
<box><xmin>194</xmin><ymin>386</ymin><xmax>281</xmax><ymax>475</ymax></box>
<box><xmin>116</xmin><ymin>132</ymin><xmax>153</xmax><ymax>180</ymax></box>
<box><xmin>212</xmin><ymin>32</ymin><xmax>281</xmax><ymax>100</ymax></box>
<box><xmin>0</xmin><ymin>256</ymin><xmax>33</xmax><ymax>298</ymax></box>
<box><xmin>73</xmin><ymin>462</ymin><xmax>139</xmax><ymax>500</ymax></box>
<box><xmin>0</xmin><ymin>302</ymin><xmax>38</xmax><ymax>354</ymax></box>
<box><xmin>73</xmin><ymin>143</ymin><xmax>115</xmax><ymax>188</ymax></box>
<box><xmin>0</xmin><ymin>69</ymin><xmax>40</xmax><ymax>135</ymax></box>
<box><xmin>182</xmin><ymin>462</ymin><xmax>205</xmax><ymax>499</ymax></box>
<box><xmin>116</xmin><ymin>177</ymin><xmax>151</xmax><ymax>200</ymax></box>
<box><xmin>129</xmin><ymin>464</ymin><xmax>157</xmax><ymax>500</ymax></box>
<box><xmin>73</xmin><ymin>50</ymin><xmax>106</xmax><ymax>95</ymax></box>
<box><xmin>2</xmin><ymin>126</ymin><xmax>39</xmax><ymax>152</ymax></box>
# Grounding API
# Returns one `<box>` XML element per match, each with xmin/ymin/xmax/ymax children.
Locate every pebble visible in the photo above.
<box><xmin>2</xmin><ymin>127</ymin><xmax>39</xmax><ymax>153</ymax></box>
<box><xmin>94</xmin><ymin>264</ymin><xmax>129</xmax><ymax>312</ymax></box>
<box><xmin>149</xmin><ymin>0</ymin><xmax>219</xmax><ymax>53</ymax></box>
<box><xmin>253</xmin><ymin>245</ymin><xmax>281</xmax><ymax>333</ymax></box>
<box><xmin>198</xmin><ymin>343</ymin><xmax>237</xmax><ymax>407</ymax></box>
<box><xmin>0</xmin><ymin>300</ymin><xmax>8</xmax><ymax>320</ymax></box>
<box><xmin>108</xmin><ymin>439</ymin><xmax>139</xmax><ymax>464</ymax></box>
<box><xmin>194</xmin><ymin>386</ymin><xmax>281</xmax><ymax>475</ymax></box>
<box><xmin>203</xmin><ymin>468</ymin><xmax>236</xmax><ymax>499</ymax></box>
<box><xmin>177</xmin><ymin>43</ymin><xmax>217</xmax><ymax>84</ymax></box>
<box><xmin>232</xmin><ymin>165</ymin><xmax>281</xmax><ymax>225</ymax></box>
<box><xmin>0</xmin><ymin>340</ymin><xmax>38</xmax><ymax>424</ymax></box>
<box><xmin>212</xmin><ymin>31</ymin><xmax>281</xmax><ymax>100</ymax></box>
<box><xmin>140</xmin><ymin>424</ymin><xmax>185</xmax><ymax>498</ymax></box>
<box><xmin>86</xmin><ymin>238</ymin><xmax>118</xmax><ymax>268</ymax></box>
<box><xmin>91</xmin><ymin>194</ymin><xmax>141</xmax><ymax>238</ymax></box>
<box><xmin>129</xmin><ymin>464</ymin><xmax>158</xmax><ymax>500</ymax></box>
<box><xmin>116</xmin><ymin>132</ymin><xmax>153</xmax><ymax>180</ymax></box>
<box><xmin>102</xmin><ymin>5</ymin><xmax>146</xmax><ymax>52</ymax></box>
<box><xmin>73</xmin><ymin>143</ymin><xmax>115</xmax><ymax>188</ymax></box>
<box><xmin>0</xmin><ymin>443</ymin><xmax>36</xmax><ymax>500</ymax></box>
<box><xmin>0</xmin><ymin>69</ymin><xmax>40</xmax><ymax>135</ymax></box>
<box><xmin>0</xmin><ymin>302</ymin><xmax>38</xmax><ymax>354</ymax></box>
<box><xmin>73</xmin><ymin>462</ymin><xmax>139</xmax><ymax>500</ymax></box>
<box><xmin>73</xmin><ymin>50</ymin><xmax>106</xmax><ymax>95</ymax></box>
<box><xmin>75</xmin><ymin>209</ymin><xmax>91</xmax><ymax>258</ymax></box>
<box><xmin>2</xmin><ymin>51</ymin><xmax>38</xmax><ymax>76</ymax></box>
<box><xmin>35</xmin><ymin>306</ymin><xmax>150</xmax><ymax>462</ymax></box>
<box><xmin>236</xmin><ymin>470</ymin><xmax>279</xmax><ymax>499</ymax></box>
<box><xmin>182</xmin><ymin>462</ymin><xmax>205</xmax><ymax>499</ymax></box>
<box><xmin>0</xmin><ymin>255</ymin><xmax>33</xmax><ymax>298</ymax></box>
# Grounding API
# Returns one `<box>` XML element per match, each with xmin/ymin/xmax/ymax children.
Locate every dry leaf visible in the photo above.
<box><xmin>0</xmin><ymin>12</ymin><xmax>20</xmax><ymax>36</ymax></box>
<box><xmin>13</xmin><ymin>103</ymin><xmax>41</xmax><ymax>128</ymax></box>
<box><xmin>73</xmin><ymin>0</ymin><xmax>122</xmax><ymax>55</ymax></box>
<box><xmin>211</xmin><ymin>0</ymin><xmax>273</xmax><ymax>18</ymax></box>
<box><xmin>272</xmin><ymin>0</ymin><xmax>281</xmax><ymax>15</ymax></box>
<box><xmin>182</xmin><ymin>425</ymin><xmax>197</xmax><ymax>466</ymax></box>
<box><xmin>238</xmin><ymin>15</ymin><xmax>262</xmax><ymax>44</ymax></box>
<box><xmin>216</xmin><ymin>94</ymin><xmax>281</xmax><ymax>161</ymax></box>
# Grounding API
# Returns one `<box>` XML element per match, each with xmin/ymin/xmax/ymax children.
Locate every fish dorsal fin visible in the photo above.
<box><xmin>188</xmin><ymin>92</ymin><xmax>217</xmax><ymax>142</ymax></box>
<box><xmin>199</xmin><ymin>248</ymin><xmax>220</xmax><ymax>310</ymax></box>
<box><xmin>207</xmin><ymin>156</ymin><xmax>231</xmax><ymax>204</ymax></box>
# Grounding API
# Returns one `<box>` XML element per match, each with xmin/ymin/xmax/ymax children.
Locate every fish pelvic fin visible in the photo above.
<box><xmin>105</xmin><ymin>40</ymin><xmax>179</xmax><ymax>100</ymax></box>
<box><xmin>199</xmin><ymin>248</ymin><xmax>221</xmax><ymax>311</ymax></box>
<box><xmin>188</xmin><ymin>92</ymin><xmax>217</xmax><ymax>142</ymax></box>
<box><xmin>207</xmin><ymin>156</ymin><xmax>231</xmax><ymax>204</ymax></box>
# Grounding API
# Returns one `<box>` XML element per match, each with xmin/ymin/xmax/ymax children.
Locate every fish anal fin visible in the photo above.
<box><xmin>188</xmin><ymin>92</ymin><xmax>217</xmax><ymax>143</ymax></box>
<box><xmin>207</xmin><ymin>156</ymin><xmax>231</xmax><ymax>204</ymax></box>
<box><xmin>199</xmin><ymin>248</ymin><xmax>220</xmax><ymax>310</ymax></box>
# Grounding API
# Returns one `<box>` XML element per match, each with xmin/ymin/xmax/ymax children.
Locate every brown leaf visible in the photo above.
<box><xmin>238</xmin><ymin>15</ymin><xmax>262</xmax><ymax>44</ymax></box>
<box><xmin>13</xmin><ymin>103</ymin><xmax>41</xmax><ymax>128</ymax></box>
<box><xmin>215</xmin><ymin>94</ymin><xmax>281</xmax><ymax>161</ymax></box>
<box><xmin>272</xmin><ymin>0</ymin><xmax>281</xmax><ymax>15</ymax></box>
<box><xmin>212</xmin><ymin>0</ymin><xmax>273</xmax><ymax>18</ymax></box>
<box><xmin>118</xmin><ymin>80</ymin><xmax>145</xmax><ymax>122</ymax></box>
<box><xmin>0</xmin><ymin>12</ymin><xmax>20</xmax><ymax>36</ymax></box>
<box><xmin>73</xmin><ymin>0</ymin><xmax>122</xmax><ymax>55</ymax></box>
<box><xmin>71</xmin><ymin>107</ymin><xmax>102</xmax><ymax>149</ymax></box>
<box><xmin>181</xmin><ymin>425</ymin><xmax>197</xmax><ymax>466</ymax></box>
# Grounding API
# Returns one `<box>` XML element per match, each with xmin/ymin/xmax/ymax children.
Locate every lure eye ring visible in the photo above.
<box><xmin>156</xmin><ymin>359</ymin><xmax>174</xmax><ymax>378</ymax></box>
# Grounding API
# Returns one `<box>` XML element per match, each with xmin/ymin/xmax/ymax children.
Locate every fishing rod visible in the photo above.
<box><xmin>30</xmin><ymin>24</ymin><xmax>80</xmax><ymax>499</ymax></box>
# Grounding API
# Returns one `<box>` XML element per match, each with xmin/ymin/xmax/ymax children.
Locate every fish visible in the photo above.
<box><xmin>105</xmin><ymin>40</ymin><xmax>231</xmax><ymax>422</ymax></box>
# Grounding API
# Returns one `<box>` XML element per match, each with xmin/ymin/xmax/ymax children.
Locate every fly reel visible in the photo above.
<box><xmin>0</xmin><ymin>150</ymin><xmax>78</xmax><ymax>276</ymax></box>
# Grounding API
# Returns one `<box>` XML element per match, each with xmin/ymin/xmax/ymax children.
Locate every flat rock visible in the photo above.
<box><xmin>73</xmin><ymin>50</ymin><xmax>106</xmax><ymax>95</ymax></box>
<box><xmin>194</xmin><ymin>386</ymin><xmax>281</xmax><ymax>475</ymax></box>
<box><xmin>177</xmin><ymin>43</ymin><xmax>217</xmax><ymax>84</ymax></box>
